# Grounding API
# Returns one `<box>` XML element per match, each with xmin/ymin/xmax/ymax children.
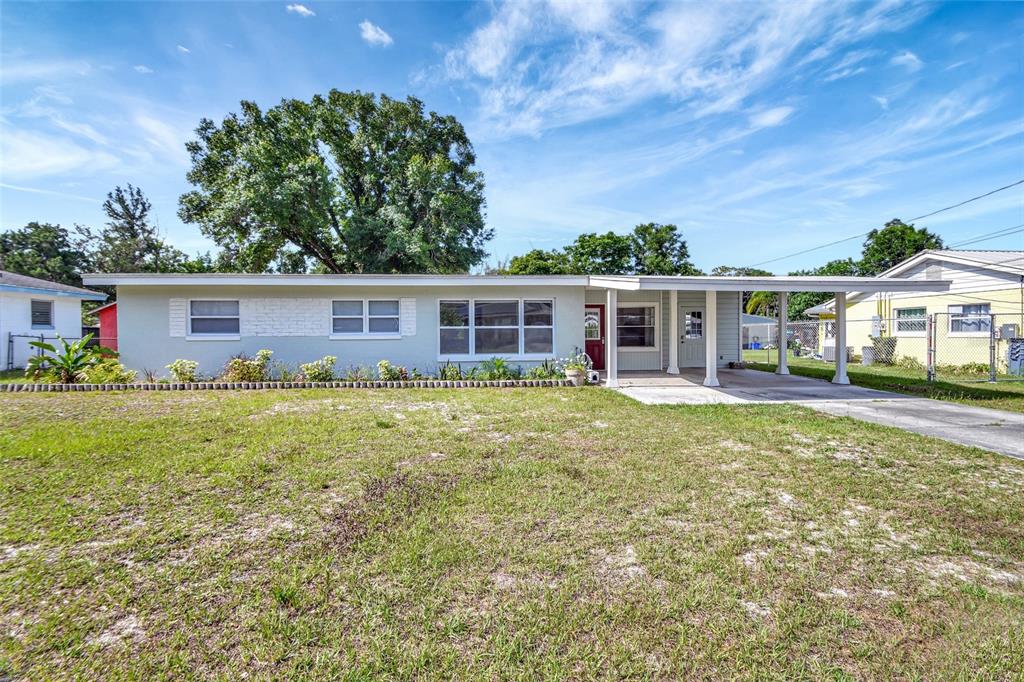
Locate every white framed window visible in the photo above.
<box><xmin>438</xmin><ymin>298</ymin><xmax>555</xmax><ymax>359</ymax></box>
<box><xmin>949</xmin><ymin>303</ymin><xmax>990</xmax><ymax>335</ymax></box>
<box><xmin>31</xmin><ymin>299</ymin><xmax>54</xmax><ymax>328</ymax></box>
<box><xmin>616</xmin><ymin>303</ymin><xmax>659</xmax><ymax>350</ymax></box>
<box><xmin>188</xmin><ymin>300</ymin><xmax>240</xmax><ymax>336</ymax></box>
<box><xmin>331</xmin><ymin>299</ymin><xmax>400</xmax><ymax>337</ymax></box>
<box><xmin>894</xmin><ymin>307</ymin><xmax>926</xmax><ymax>336</ymax></box>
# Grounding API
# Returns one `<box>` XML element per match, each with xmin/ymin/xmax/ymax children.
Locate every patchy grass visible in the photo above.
<box><xmin>744</xmin><ymin>350</ymin><xmax>1024</xmax><ymax>414</ymax></box>
<box><xmin>1</xmin><ymin>389</ymin><xmax>1022</xmax><ymax>679</ymax></box>
<box><xmin>0</xmin><ymin>370</ymin><xmax>29</xmax><ymax>384</ymax></box>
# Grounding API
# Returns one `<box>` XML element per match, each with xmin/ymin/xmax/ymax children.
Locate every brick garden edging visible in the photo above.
<box><xmin>1</xmin><ymin>379</ymin><xmax>576</xmax><ymax>392</ymax></box>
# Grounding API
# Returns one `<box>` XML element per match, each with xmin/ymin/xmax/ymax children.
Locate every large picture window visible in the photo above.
<box><xmin>189</xmin><ymin>300</ymin><xmax>240</xmax><ymax>335</ymax></box>
<box><xmin>332</xmin><ymin>299</ymin><xmax>400</xmax><ymax>336</ymax></box>
<box><xmin>894</xmin><ymin>307</ymin><xmax>926</xmax><ymax>335</ymax></box>
<box><xmin>438</xmin><ymin>299</ymin><xmax>554</xmax><ymax>357</ymax></box>
<box><xmin>949</xmin><ymin>303</ymin><xmax>990</xmax><ymax>334</ymax></box>
<box><xmin>617</xmin><ymin>304</ymin><xmax>657</xmax><ymax>349</ymax></box>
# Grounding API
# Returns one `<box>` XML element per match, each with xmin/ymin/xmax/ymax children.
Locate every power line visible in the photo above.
<box><xmin>947</xmin><ymin>224</ymin><xmax>1024</xmax><ymax>249</ymax></box>
<box><xmin>748</xmin><ymin>178</ymin><xmax>1024</xmax><ymax>268</ymax></box>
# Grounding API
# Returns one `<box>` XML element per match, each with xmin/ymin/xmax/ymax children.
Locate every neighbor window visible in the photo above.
<box><xmin>31</xmin><ymin>299</ymin><xmax>54</xmax><ymax>328</ymax></box>
<box><xmin>894</xmin><ymin>307</ymin><xmax>926</xmax><ymax>334</ymax></box>
<box><xmin>332</xmin><ymin>299</ymin><xmax>400</xmax><ymax>335</ymax></box>
<box><xmin>617</xmin><ymin>305</ymin><xmax>657</xmax><ymax>348</ymax></box>
<box><xmin>949</xmin><ymin>303</ymin><xmax>990</xmax><ymax>334</ymax></box>
<box><xmin>189</xmin><ymin>300</ymin><xmax>239</xmax><ymax>335</ymax></box>
<box><xmin>439</xmin><ymin>299</ymin><xmax>554</xmax><ymax>357</ymax></box>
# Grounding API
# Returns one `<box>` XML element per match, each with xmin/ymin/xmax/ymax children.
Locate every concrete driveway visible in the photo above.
<box><xmin>616</xmin><ymin>369</ymin><xmax>1024</xmax><ymax>458</ymax></box>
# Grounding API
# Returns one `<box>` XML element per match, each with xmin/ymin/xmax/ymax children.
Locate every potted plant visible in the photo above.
<box><xmin>561</xmin><ymin>348</ymin><xmax>592</xmax><ymax>386</ymax></box>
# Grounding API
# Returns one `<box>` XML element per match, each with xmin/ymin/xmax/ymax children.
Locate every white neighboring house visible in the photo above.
<box><xmin>0</xmin><ymin>270</ymin><xmax>107</xmax><ymax>371</ymax></box>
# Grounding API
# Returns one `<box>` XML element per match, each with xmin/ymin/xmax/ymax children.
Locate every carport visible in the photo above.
<box><xmin>587</xmin><ymin>275</ymin><xmax>952</xmax><ymax>388</ymax></box>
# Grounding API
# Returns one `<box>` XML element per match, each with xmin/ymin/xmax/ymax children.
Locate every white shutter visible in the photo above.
<box><xmin>169</xmin><ymin>298</ymin><xmax>187</xmax><ymax>337</ymax></box>
<box><xmin>400</xmin><ymin>298</ymin><xmax>416</xmax><ymax>336</ymax></box>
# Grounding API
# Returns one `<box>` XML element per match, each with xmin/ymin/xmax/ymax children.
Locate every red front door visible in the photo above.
<box><xmin>584</xmin><ymin>305</ymin><xmax>606</xmax><ymax>370</ymax></box>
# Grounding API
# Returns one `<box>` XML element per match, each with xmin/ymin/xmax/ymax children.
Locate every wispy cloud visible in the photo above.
<box><xmin>0</xmin><ymin>126</ymin><xmax>119</xmax><ymax>180</ymax></box>
<box><xmin>134</xmin><ymin>114</ymin><xmax>190</xmax><ymax>164</ymax></box>
<box><xmin>359</xmin><ymin>20</ymin><xmax>393</xmax><ymax>47</ymax></box>
<box><xmin>890</xmin><ymin>50</ymin><xmax>922</xmax><ymax>71</ymax></box>
<box><xmin>0</xmin><ymin>59</ymin><xmax>92</xmax><ymax>84</ymax></box>
<box><xmin>0</xmin><ymin>182</ymin><xmax>102</xmax><ymax>203</ymax></box>
<box><xmin>176</xmin><ymin>44</ymin><xmax>191</xmax><ymax>54</ymax></box>
<box><xmin>286</xmin><ymin>4</ymin><xmax>315</xmax><ymax>18</ymax></box>
<box><xmin>134</xmin><ymin>64</ymin><xmax>154</xmax><ymax>74</ymax></box>
<box><xmin>872</xmin><ymin>95</ymin><xmax>889</xmax><ymax>110</ymax></box>
<box><xmin>749</xmin><ymin>106</ymin><xmax>795</xmax><ymax>128</ymax></box>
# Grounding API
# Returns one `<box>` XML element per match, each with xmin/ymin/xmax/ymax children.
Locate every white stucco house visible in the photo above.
<box><xmin>1</xmin><ymin>270</ymin><xmax>107</xmax><ymax>371</ymax></box>
<box><xmin>81</xmin><ymin>273</ymin><xmax>951</xmax><ymax>386</ymax></box>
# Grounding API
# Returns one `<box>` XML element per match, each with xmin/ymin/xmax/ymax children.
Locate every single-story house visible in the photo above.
<box><xmin>0</xmin><ymin>270</ymin><xmax>107</xmax><ymax>370</ymax></box>
<box><xmin>741</xmin><ymin>313</ymin><xmax>778</xmax><ymax>349</ymax></box>
<box><xmin>805</xmin><ymin>250</ymin><xmax>1024</xmax><ymax>367</ymax></box>
<box><xmin>81</xmin><ymin>273</ymin><xmax>952</xmax><ymax>386</ymax></box>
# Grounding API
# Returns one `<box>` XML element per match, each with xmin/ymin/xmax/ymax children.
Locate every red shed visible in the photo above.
<box><xmin>94</xmin><ymin>301</ymin><xmax>118</xmax><ymax>350</ymax></box>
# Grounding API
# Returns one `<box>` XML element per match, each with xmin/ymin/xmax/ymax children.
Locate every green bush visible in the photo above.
<box><xmin>166</xmin><ymin>359</ymin><xmax>199</xmax><ymax>383</ymax></box>
<box><xmin>343</xmin><ymin>365</ymin><xmax>374</xmax><ymax>382</ymax></box>
<box><xmin>894</xmin><ymin>355</ymin><xmax>925</xmax><ymax>371</ymax></box>
<box><xmin>477</xmin><ymin>357</ymin><xmax>520</xmax><ymax>380</ymax></box>
<box><xmin>377</xmin><ymin>360</ymin><xmax>410</xmax><ymax>381</ymax></box>
<box><xmin>223</xmin><ymin>349</ymin><xmax>273</xmax><ymax>382</ymax></box>
<box><xmin>300</xmin><ymin>356</ymin><xmax>337</xmax><ymax>382</ymax></box>
<box><xmin>25</xmin><ymin>334</ymin><xmax>116</xmax><ymax>384</ymax></box>
<box><xmin>83</xmin><ymin>359</ymin><xmax>137</xmax><ymax>384</ymax></box>
<box><xmin>525</xmin><ymin>360</ymin><xmax>562</xmax><ymax>379</ymax></box>
<box><xmin>438</xmin><ymin>360</ymin><xmax>463</xmax><ymax>381</ymax></box>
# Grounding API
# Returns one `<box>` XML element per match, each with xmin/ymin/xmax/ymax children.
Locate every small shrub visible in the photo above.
<box><xmin>82</xmin><ymin>359</ymin><xmax>137</xmax><ymax>384</ymax></box>
<box><xmin>300</xmin><ymin>356</ymin><xmax>337</xmax><ymax>382</ymax></box>
<box><xmin>438</xmin><ymin>360</ymin><xmax>463</xmax><ymax>381</ymax></box>
<box><xmin>377</xmin><ymin>360</ymin><xmax>409</xmax><ymax>381</ymax></box>
<box><xmin>894</xmin><ymin>355</ymin><xmax>925</xmax><ymax>371</ymax></box>
<box><xmin>25</xmin><ymin>334</ymin><xmax>115</xmax><ymax>384</ymax></box>
<box><xmin>343</xmin><ymin>365</ymin><xmax>374</xmax><ymax>382</ymax></box>
<box><xmin>526</xmin><ymin>359</ymin><xmax>561</xmax><ymax>379</ymax></box>
<box><xmin>223</xmin><ymin>349</ymin><xmax>273</xmax><ymax>382</ymax></box>
<box><xmin>166</xmin><ymin>359</ymin><xmax>199</xmax><ymax>383</ymax></box>
<box><xmin>270</xmin><ymin>359</ymin><xmax>299</xmax><ymax>382</ymax></box>
<box><xmin>142</xmin><ymin>368</ymin><xmax>160</xmax><ymax>384</ymax></box>
<box><xmin>477</xmin><ymin>357</ymin><xmax>520</xmax><ymax>380</ymax></box>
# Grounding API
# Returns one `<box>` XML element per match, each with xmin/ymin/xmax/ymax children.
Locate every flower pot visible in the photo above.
<box><xmin>564</xmin><ymin>368</ymin><xmax>584</xmax><ymax>386</ymax></box>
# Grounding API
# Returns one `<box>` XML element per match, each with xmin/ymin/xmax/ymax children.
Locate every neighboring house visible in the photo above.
<box><xmin>0</xmin><ymin>270</ymin><xmax>107</xmax><ymax>370</ymax></box>
<box><xmin>94</xmin><ymin>301</ymin><xmax>118</xmax><ymax>350</ymax></box>
<box><xmin>83</xmin><ymin>272</ymin><xmax>949</xmax><ymax>386</ymax></box>
<box><xmin>805</xmin><ymin>250</ymin><xmax>1024</xmax><ymax>367</ymax></box>
<box><xmin>741</xmin><ymin>313</ymin><xmax>777</xmax><ymax>349</ymax></box>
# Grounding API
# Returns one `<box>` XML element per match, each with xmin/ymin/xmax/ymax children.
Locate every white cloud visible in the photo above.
<box><xmin>890</xmin><ymin>50</ymin><xmax>922</xmax><ymax>71</ymax></box>
<box><xmin>52</xmin><ymin>119</ymin><xmax>109</xmax><ymax>145</ymax></box>
<box><xmin>872</xmin><ymin>95</ymin><xmax>889</xmax><ymax>110</ymax></box>
<box><xmin>134</xmin><ymin>64</ymin><xmax>154</xmax><ymax>74</ymax></box>
<box><xmin>176</xmin><ymin>44</ymin><xmax>191</xmax><ymax>54</ymax></box>
<box><xmin>359</xmin><ymin>20</ymin><xmax>393</xmax><ymax>47</ymax></box>
<box><xmin>0</xmin><ymin>126</ymin><xmax>118</xmax><ymax>180</ymax></box>
<box><xmin>134</xmin><ymin>114</ymin><xmax>190</xmax><ymax>164</ymax></box>
<box><xmin>749</xmin><ymin>106</ymin><xmax>795</xmax><ymax>128</ymax></box>
<box><xmin>0</xmin><ymin>59</ymin><xmax>92</xmax><ymax>84</ymax></box>
<box><xmin>286</xmin><ymin>4</ymin><xmax>315</xmax><ymax>17</ymax></box>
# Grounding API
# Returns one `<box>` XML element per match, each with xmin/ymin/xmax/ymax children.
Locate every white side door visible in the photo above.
<box><xmin>679</xmin><ymin>305</ymin><xmax>706</xmax><ymax>367</ymax></box>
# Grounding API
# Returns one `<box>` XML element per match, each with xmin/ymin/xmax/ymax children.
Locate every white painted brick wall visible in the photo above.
<box><xmin>400</xmin><ymin>298</ymin><xmax>416</xmax><ymax>336</ymax></box>
<box><xmin>240</xmin><ymin>298</ymin><xmax>331</xmax><ymax>336</ymax></box>
<box><xmin>169</xmin><ymin>299</ymin><xmax>186</xmax><ymax>337</ymax></box>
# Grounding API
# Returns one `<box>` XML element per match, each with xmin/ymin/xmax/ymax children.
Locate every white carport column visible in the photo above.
<box><xmin>776</xmin><ymin>292</ymin><xmax>789</xmax><ymax>375</ymax></box>
<box><xmin>832</xmin><ymin>291</ymin><xmax>850</xmax><ymax>385</ymax></box>
<box><xmin>667</xmin><ymin>290</ymin><xmax>680</xmax><ymax>374</ymax></box>
<box><xmin>703</xmin><ymin>290</ymin><xmax>720</xmax><ymax>387</ymax></box>
<box><xmin>605</xmin><ymin>288</ymin><xmax>618</xmax><ymax>388</ymax></box>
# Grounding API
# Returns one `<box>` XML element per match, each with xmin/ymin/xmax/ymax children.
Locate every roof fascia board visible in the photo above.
<box><xmin>82</xmin><ymin>274</ymin><xmax>590</xmax><ymax>287</ymax></box>
<box><xmin>0</xmin><ymin>284</ymin><xmax>106</xmax><ymax>300</ymax></box>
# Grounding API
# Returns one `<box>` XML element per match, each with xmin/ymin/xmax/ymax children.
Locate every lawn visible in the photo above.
<box><xmin>743</xmin><ymin>349</ymin><xmax>1024</xmax><ymax>414</ymax></box>
<box><xmin>2</xmin><ymin>389</ymin><xmax>1022</xmax><ymax>679</ymax></box>
<box><xmin>0</xmin><ymin>370</ymin><xmax>29</xmax><ymax>384</ymax></box>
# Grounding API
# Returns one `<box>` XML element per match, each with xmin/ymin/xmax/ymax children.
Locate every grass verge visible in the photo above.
<box><xmin>1</xmin><ymin>389</ymin><xmax>1022</xmax><ymax>678</ymax></box>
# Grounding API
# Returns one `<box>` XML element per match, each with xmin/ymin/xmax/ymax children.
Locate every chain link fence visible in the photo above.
<box><xmin>5</xmin><ymin>332</ymin><xmax>117</xmax><ymax>371</ymax></box>
<box><xmin>742</xmin><ymin>314</ymin><xmax>1024</xmax><ymax>383</ymax></box>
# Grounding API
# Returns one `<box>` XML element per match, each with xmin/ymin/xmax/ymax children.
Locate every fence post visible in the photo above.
<box><xmin>989</xmin><ymin>313</ymin><xmax>997</xmax><ymax>383</ymax></box>
<box><xmin>926</xmin><ymin>314</ymin><xmax>935</xmax><ymax>382</ymax></box>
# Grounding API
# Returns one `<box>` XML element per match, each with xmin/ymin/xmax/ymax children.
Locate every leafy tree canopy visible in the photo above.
<box><xmin>179</xmin><ymin>90</ymin><xmax>491</xmax><ymax>274</ymax></box>
<box><xmin>0</xmin><ymin>222</ymin><xmax>90</xmax><ymax>288</ymax></box>
<box><xmin>859</xmin><ymin>219</ymin><xmax>943</xmax><ymax>275</ymax></box>
<box><xmin>786</xmin><ymin>258</ymin><xmax>859</xmax><ymax>319</ymax></box>
<box><xmin>504</xmin><ymin>223</ymin><xmax>701</xmax><ymax>275</ymax></box>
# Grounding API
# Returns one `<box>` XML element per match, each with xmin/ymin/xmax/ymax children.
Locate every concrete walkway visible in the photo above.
<box><xmin>616</xmin><ymin>369</ymin><xmax>1024</xmax><ymax>458</ymax></box>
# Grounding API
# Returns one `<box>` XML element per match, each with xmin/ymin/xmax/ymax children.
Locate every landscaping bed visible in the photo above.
<box><xmin>2</xmin><ymin>389</ymin><xmax>1022</xmax><ymax>678</ymax></box>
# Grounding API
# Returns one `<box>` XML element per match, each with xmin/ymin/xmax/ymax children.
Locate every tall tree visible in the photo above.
<box><xmin>0</xmin><ymin>222</ymin><xmax>90</xmax><ymax>287</ymax></box>
<box><xmin>859</xmin><ymin>219</ymin><xmax>943</xmax><ymax>275</ymax></box>
<box><xmin>787</xmin><ymin>258</ymin><xmax>859</xmax><ymax>319</ymax></box>
<box><xmin>505</xmin><ymin>248</ymin><xmax>571</xmax><ymax>275</ymax></box>
<box><xmin>711</xmin><ymin>265</ymin><xmax>774</xmax><ymax>312</ymax></box>
<box><xmin>565</xmin><ymin>232</ymin><xmax>634</xmax><ymax>275</ymax></box>
<box><xmin>631</xmin><ymin>223</ymin><xmax>701</xmax><ymax>275</ymax></box>
<box><xmin>179</xmin><ymin>90</ymin><xmax>491</xmax><ymax>274</ymax></box>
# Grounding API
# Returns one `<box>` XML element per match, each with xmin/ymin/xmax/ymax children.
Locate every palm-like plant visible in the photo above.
<box><xmin>25</xmin><ymin>334</ymin><xmax>117</xmax><ymax>384</ymax></box>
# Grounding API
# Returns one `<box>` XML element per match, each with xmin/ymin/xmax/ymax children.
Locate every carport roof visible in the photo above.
<box><xmin>588</xmin><ymin>275</ymin><xmax>952</xmax><ymax>293</ymax></box>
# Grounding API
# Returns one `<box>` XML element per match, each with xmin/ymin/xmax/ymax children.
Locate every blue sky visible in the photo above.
<box><xmin>2</xmin><ymin>1</ymin><xmax>1022</xmax><ymax>273</ymax></box>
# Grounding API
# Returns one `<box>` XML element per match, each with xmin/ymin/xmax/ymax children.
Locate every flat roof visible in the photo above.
<box><xmin>82</xmin><ymin>272</ymin><xmax>953</xmax><ymax>294</ymax></box>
